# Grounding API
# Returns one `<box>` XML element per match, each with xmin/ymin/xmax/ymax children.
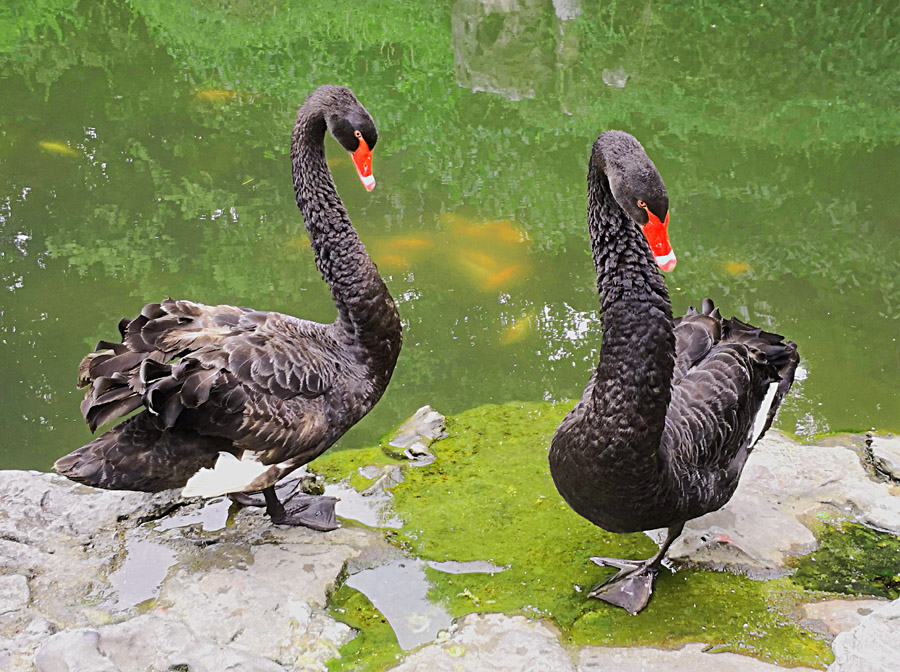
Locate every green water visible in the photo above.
<box><xmin>1</xmin><ymin>1</ymin><xmax>899</xmax><ymax>470</ymax></box>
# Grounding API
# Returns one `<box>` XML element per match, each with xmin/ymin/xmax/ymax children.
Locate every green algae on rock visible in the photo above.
<box><xmin>313</xmin><ymin>401</ymin><xmax>836</xmax><ymax>670</ymax></box>
<box><xmin>790</xmin><ymin>522</ymin><xmax>900</xmax><ymax>600</ymax></box>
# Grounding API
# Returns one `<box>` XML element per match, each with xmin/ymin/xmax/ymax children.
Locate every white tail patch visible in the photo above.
<box><xmin>750</xmin><ymin>381</ymin><xmax>779</xmax><ymax>446</ymax></box>
<box><xmin>182</xmin><ymin>452</ymin><xmax>268</xmax><ymax>498</ymax></box>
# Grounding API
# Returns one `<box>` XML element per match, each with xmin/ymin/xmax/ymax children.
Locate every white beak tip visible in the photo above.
<box><xmin>359</xmin><ymin>173</ymin><xmax>376</xmax><ymax>191</ymax></box>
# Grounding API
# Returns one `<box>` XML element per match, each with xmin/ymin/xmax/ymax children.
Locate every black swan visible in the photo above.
<box><xmin>548</xmin><ymin>131</ymin><xmax>798</xmax><ymax>614</ymax></box>
<box><xmin>54</xmin><ymin>85</ymin><xmax>401</xmax><ymax>530</ymax></box>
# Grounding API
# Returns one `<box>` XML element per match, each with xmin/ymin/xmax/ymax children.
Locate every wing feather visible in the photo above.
<box><xmin>662</xmin><ymin>300</ymin><xmax>798</xmax><ymax>515</ymax></box>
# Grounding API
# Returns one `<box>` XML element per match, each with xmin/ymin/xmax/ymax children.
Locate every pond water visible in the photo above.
<box><xmin>1</xmin><ymin>1</ymin><xmax>898</xmax><ymax>470</ymax></box>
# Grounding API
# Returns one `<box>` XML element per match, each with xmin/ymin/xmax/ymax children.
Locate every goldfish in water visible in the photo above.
<box><xmin>39</xmin><ymin>140</ymin><xmax>79</xmax><ymax>157</ymax></box>
<box><xmin>724</xmin><ymin>260</ymin><xmax>750</xmax><ymax>276</ymax></box>
<box><xmin>499</xmin><ymin>313</ymin><xmax>535</xmax><ymax>345</ymax></box>
<box><xmin>194</xmin><ymin>89</ymin><xmax>239</xmax><ymax>103</ymax></box>
<box><xmin>441</xmin><ymin>213</ymin><xmax>529</xmax><ymax>244</ymax></box>
<box><xmin>482</xmin><ymin>265</ymin><xmax>523</xmax><ymax>290</ymax></box>
<box><xmin>384</xmin><ymin>237</ymin><xmax>433</xmax><ymax>251</ymax></box>
<box><xmin>374</xmin><ymin>254</ymin><xmax>410</xmax><ymax>272</ymax></box>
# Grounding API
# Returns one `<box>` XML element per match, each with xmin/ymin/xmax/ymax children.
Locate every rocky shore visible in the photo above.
<box><xmin>1</xmin><ymin>407</ymin><xmax>898</xmax><ymax>672</ymax></box>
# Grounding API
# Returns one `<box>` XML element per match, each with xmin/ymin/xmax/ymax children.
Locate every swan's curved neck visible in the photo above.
<box><xmin>585</xmin><ymin>171</ymin><xmax>675</xmax><ymax>461</ymax></box>
<box><xmin>290</xmin><ymin>105</ymin><xmax>401</xmax><ymax>374</ymax></box>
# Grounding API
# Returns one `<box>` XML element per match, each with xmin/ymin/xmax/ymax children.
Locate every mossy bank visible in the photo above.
<box><xmin>312</xmin><ymin>401</ymin><xmax>900</xmax><ymax>671</ymax></box>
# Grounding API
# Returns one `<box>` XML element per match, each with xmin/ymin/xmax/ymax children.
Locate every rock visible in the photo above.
<box><xmin>389</xmin><ymin>405</ymin><xmax>447</xmax><ymax>464</ymax></box>
<box><xmin>801</xmin><ymin>598</ymin><xmax>886</xmax><ymax>637</ymax></box>
<box><xmin>2</xmin><ymin>619</ymin><xmax>58</xmax><ymax>672</ymax></box>
<box><xmin>385</xmin><ymin>613</ymin><xmax>576</xmax><ymax>672</ymax></box>
<box><xmin>662</xmin><ymin>491</ymin><xmax>816</xmax><ymax>575</ymax></box>
<box><xmin>360</xmin><ymin>465</ymin><xmax>405</xmax><ymax>496</ymax></box>
<box><xmin>0</xmin><ymin>469</ymin><xmax>380</xmax><ymax>671</ymax></box>
<box><xmin>666</xmin><ymin>432</ymin><xmax>900</xmax><ymax>574</ymax></box>
<box><xmin>0</xmin><ymin>471</ymin><xmax>171</xmax><ymax>630</ymax></box>
<box><xmin>0</xmin><ymin>575</ymin><xmax>29</xmax><ymax>616</ymax></box>
<box><xmin>156</xmin><ymin>530</ymin><xmax>358</xmax><ymax>669</ymax></box>
<box><xmin>325</xmin><ymin>479</ymin><xmax>403</xmax><ymax>529</ymax></box>
<box><xmin>34</xmin><ymin>612</ymin><xmax>288</xmax><ymax>672</ymax></box>
<box><xmin>578</xmin><ymin>642</ymin><xmax>820</xmax><ymax>671</ymax></box>
<box><xmin>2</xmin><ymin>423</ymin><xmax>899</xmax><ymax>672</ymax></box>
<box><xmin>0</xmin><ymin>471</ymin><xmax>171</xmax><ymax>541</ymax></box>
<box><xmin>828</xmin><ymin>597</ymin><xmax>900</xmax><ymax>672</ymax></box>
<box><xmin>869</xmin><ymin>434</ymin><xmax>900</xmax><ymax>481</ymax></box>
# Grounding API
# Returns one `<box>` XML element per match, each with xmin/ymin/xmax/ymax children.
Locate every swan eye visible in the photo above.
<box><xmin>637</xmin><ymin>199</ymin><xmax>647</xmax><ymax>209</ymax></box>
<box><xmin>354</xmin><ymin>130</ymin><xmax>363</xmax><ymax>139</ymax></box>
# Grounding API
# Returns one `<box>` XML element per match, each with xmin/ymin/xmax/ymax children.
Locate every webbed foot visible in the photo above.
<box><xmin>268</xmin><ymin>492</ymin><xmax>340</xmax><ymax>531</ymax></box>
<box><xmin>588</xmin><ymin>561</ymin><xmax>658</xmax><ymax>615</ymax></box>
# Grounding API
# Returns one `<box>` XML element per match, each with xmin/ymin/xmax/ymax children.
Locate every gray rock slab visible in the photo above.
<box><xmin>34</xmin><ymin>612</ymin><xmax>288</xmax><ymax>672</ymax></box>
<box><xmin>666</xmin><ymin>432</ymin><xmax>900</xmax><ymax>574</ymax></box>
<box><xmin>157</xmin><ymin>530</ymin><xmax>359</xmax><ymax>669</ymax></box>
<box><xmin>386</xmin><ymin>613</ymin><xmax>576</xmax><ymax>672</ymax></box>
<box><xmin>828</xmin><ymin>597</ymin><xmax>900</xmax><ymax>672</ymax></box>
<box><xmin>389</xmin><ymin>405</ymin><xmax>446</xmax><ymax>463</ymax></box>
<box><xmin>800</xmin><ymin>598</ymin><xmax>886</xmax><ymax>637</ymax></box>
<box><xmin>0</xmin><ymin>470</ymin><xmax>171</xmax><ymax>542</ymax></box>
<box><xmin>0</xmin><ymin>575</ymin><xmax>29</xmax><ymax>616</ymax></box>
<box><xmin>0</xmin><ymin>471</ymin><xmax>168</xmax><ymax>630</ymax></box>
<box><xmin>2</xmin><ymin>618</ymin><xmax>59</xmax><ymax>672</ymax></box>
<box><xmin>0</xmin><ymin>469</ymin><xmax>389</xmax><ymax>670</ymax></box>
<box><xmin>869</xmin><ymin>434</ymin><xmax>900</xmax><ymax>481</ymax></box>
<box><xmin>578</xmin><ymin>642</ymin><xmax>820</xmax><ymax>671</ymax></box>
<box><xmin>390</xmin><ymin>405</ymin><xmax>447</xmax><ymax>449</ymax></box>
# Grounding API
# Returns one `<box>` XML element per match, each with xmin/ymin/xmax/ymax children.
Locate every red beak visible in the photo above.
<box><xmin>641</xmin><ymin>210</ymin><xmax>676</xmax><ymax>272</ymax></box>
<box><xmin>351</xmin><ymin>137</ymin><xmax>375</xmax><ymax>191</ymax></box>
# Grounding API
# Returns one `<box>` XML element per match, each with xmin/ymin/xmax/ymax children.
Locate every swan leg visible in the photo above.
<box><xmin>586</xmin><ymin>523</ymin><xmax>685</xmax><ymax>615</ymax></box>
<box><xmin>228</xmin><ymin>474</ymin><xmax>304</xmax><ymax>507</ymax></box>
<box><xmin>263</xmin><ymin>487</ymin><xmax>340</xmax><ymax>531</ymax></box>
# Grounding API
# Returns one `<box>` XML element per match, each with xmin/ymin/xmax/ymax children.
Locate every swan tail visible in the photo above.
<box><xmin>719</xmin><ymin>306</ymin><xmax>800</xmax><ymax>446</ymax></box>
<box><xmin>675</xmin><ymin>299</ymin><xmax>800</xmax><ymax>448</ymax></box>
<box><xmin>77</xmin><ymin>299</ymin><xmax>248</xmax><ymax>433</ymax></box>
<box><xmin>54</xmin><ymin>412</ymin><xmax>231</xmax><ymax>492</ymax></box>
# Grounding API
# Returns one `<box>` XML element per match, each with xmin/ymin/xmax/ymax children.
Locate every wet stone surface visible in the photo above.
<box><xmin>665</xmin><ymin>432</ymin><xmax>900</xmax><ymax>574</ymax></box>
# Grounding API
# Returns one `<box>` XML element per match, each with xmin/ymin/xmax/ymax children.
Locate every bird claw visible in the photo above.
<box><xmin>588</xmin><ymin>563</ymin><xmax>658</xmax><ymax>615</ymax></box>
<box><xmin>269</xmin><ymin>493</ymin><xmax>340</xmax><ymax>531</ymax></box>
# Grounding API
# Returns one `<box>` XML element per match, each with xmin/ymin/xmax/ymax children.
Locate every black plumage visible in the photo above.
<box><xmin>55</xmin><ymin>85</ymin><xmax>402</xmax><ymax>530</ymax></box>
<box><xmin>548</xmin><ymin>131</ymin><xmax>799</xmax><ymax>613</ymax></box>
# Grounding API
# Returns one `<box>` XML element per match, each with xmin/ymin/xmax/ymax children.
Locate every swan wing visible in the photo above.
<box><xmin>77</xmin><ymin>298</ymin><xmax>340</xmax><ymax>433</ymax></box>
<box><xmin>662</xmin><ymin>300</ymin><xmax>798</xmax><ymax>514</ymax></box>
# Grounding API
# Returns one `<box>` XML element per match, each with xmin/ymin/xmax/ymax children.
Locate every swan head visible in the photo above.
<box><xmin>317</xmin><ymin>86</ymin><xmax>379</xmax><ymax>191</ymax></box>
<box><xmin>594</xmin><ymin>130</ymin><xmax>676</xmax><ymax>271</ymax></box>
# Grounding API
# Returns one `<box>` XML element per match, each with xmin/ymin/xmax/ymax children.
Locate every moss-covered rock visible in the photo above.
<box><xmin>312</xmin><ymin>401</ymin><xmax>900</xmax><ymax>670</ymax></box>
<box><xmin>790</xmin><ymin>522</ymin><xmax>900</xmax><ymax>600</ymax></box>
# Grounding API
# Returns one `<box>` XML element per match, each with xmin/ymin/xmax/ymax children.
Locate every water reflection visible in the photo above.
<box><xmin>452</xmin><ymin>0</ymin><xmax>581</xmax><ymax>103</ymax></box>
<box><xmin>1</xmin><ymin>0</ymin><xmax>899</xmax><ymax>470</ymax></box>
<box><xmin>345</xmin><ymin>558</ymin><xmax>454</xmax><ymax>650</ymax></box>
